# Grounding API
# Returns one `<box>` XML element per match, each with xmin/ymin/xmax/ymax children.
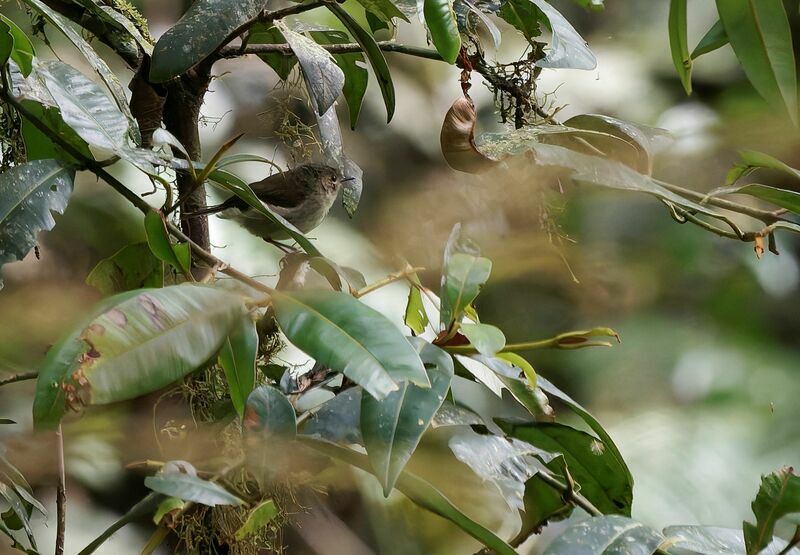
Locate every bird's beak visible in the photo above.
<box><xmin>341</xmin><ymin>177</ymin><xmax>356</xmax><ymax>182</ymax></box>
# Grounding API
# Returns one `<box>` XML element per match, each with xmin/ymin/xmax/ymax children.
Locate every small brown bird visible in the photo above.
<box><xmin>192</xmin><ymin>164</ymin><xmax>347</xmax><ymax>241</ymax></box>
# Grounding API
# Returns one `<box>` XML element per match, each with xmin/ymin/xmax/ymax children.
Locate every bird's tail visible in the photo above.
<box><xmin>181</xmin><ymin>198</ymin><xmax>236</xmax><ymax>217</ymax></box>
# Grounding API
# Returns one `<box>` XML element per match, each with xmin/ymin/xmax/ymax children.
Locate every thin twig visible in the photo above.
<box><xmin>0</xmin><ymin>371</ymin><xmax>38</xmax><ymax>387</ymax></box>
<box><xmin>55</xmin><ymin>424</ymin><xmax>66</xmax><ymax>555</ymax></box>
<box><xmin>353</xmin><ymin>266</ymin><xmax>425</xmax><ymax>298</ymax></box>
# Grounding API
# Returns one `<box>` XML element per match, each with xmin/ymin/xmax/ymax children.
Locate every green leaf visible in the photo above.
<box><xmin>496</xmin><ymin>352</ymin><xmax>536</xmax><ymax>389</ymax></box>
<box><xmin>536</xmin><ymin>375</ymin><xmax>633</xmax><ymax>486</ymax></box>
<box><xmin>22</xmin><ymin>0</ymin><xmax>137</xmax><ymax>134</ymax></box>
<box><xmin>18</xmin><ymin>100</ymin><xmax>92</xmax><ymax>163</ymax></box>
<box><xmin>355</xmin><ymin>0</ymin><xmax>409</xmax><ymax>22</ymax></box>
<box><xmin>86</xmin><ymin>243</ymin><xmax>164</xmax><ymax>295</ymax></box>
<box><xmin>73</xmin><ymin>0</ymin><xmax>153</xmax><ymax>55</ymax></box>
<box><xmin>505</xmin><ymin>422</ymin><xmax>633</xmax><ymax>516</ymax></box>
<box><xmin>327</xmin><ymin>3</ymin><xmax>396</xmax><ymax>123</ymax></box>
<box><xmin>478</xmin><ymin>138</ymin><xmax>724</xmax><ymax>221</ymax></box>
<box><xmin>460</xmin><ymin>323</ymin><xmax>506</xmax><ymax>356</ymax></box>
<box><xmin>669</xmin><ymin>0</ymin><xmax>692</xmax><ymax>94</ymax></box>
<box><xmin>303</xmin><ymin>387</ymin><xmax>363</xmax><ymax>444</ymax></box>
<box><xmin>299</xmin><ymin>437</ymin><xmax>517</xmax><ymax>555</ymax></box>
<box><xmin>244</xmin><ymin>385</ymin><xmax>297</xmax><ymax>439</ymax></box>
<box><xmin>663</xmin><ymin>525</ymin><xmax>800</xmax><ymax>555</ymax></box>
<box><xmin>716</xmin><ymin>0</ymin><xmax>798</xmax><ymax>125</ymax></box>
<box><xmin>235</xmin><ymin>499</ymin><xmax>279</xmax><ymax>541</ymax></box>
<box><xmin>0</xmin><ymin>15</ymin><xmax>34</xmax><ymax>77</ymax></box>
<box><xmin>0</xmin><ymin>159</ymin><xmax>74</xmax><ymax>287</ymax></box>
<box><xmin>514</xmin><ymin>458</ymin><xmax>574</xmax><ymax>543</ymax></box>
<box><xmin>276</xmin><ymin>22</ymin><xmax>345</xmax><ymax>116</ymax></box>
<box><xmin>273</xmin><ymin>290</ymin><xmax>429</xmax><ymax>400</ymax></box>
<box><xmin>37</xmin><ymin>60</ymin><xmax>128</xmax><ymax>150</ymax></box>
<box><xmin>561</xmin><ymin>114</ymin><xmax>669</xmax><ymax>175</ymax></box>
<box><xmin>691</xmin><ymin>19</ymin><xmax>728</xmax><ymax>59</ymax></box>
<box><xmin>710</xmin><ymin>183</ymin><xmax>800</xmax><ymax>215</ymax></box>
<box><xmin>66</xmin><ymin>285</ymin><xmax>248</xmax><ymax>405</ymax></box>
<box><xmin>149</xmin><ymin>0</ymin><xmax>264</xmax><ymax>82</ymax></box>
<box><xmin>440</xmin><ymin>252</ymin><xmax>492</xmax><ymax>328</ymax></box>
<box><xmin>144</xmin><ymin>210</ymin><xmax>191</xmax><ymax>276</ymax></box>
<box><xmin>448</xmin><ymin>428</ymin><xmax>555</xmax><ymax>509</ymax></box>
<box><xmin>310</xmin><ymin>30</ymin><xmax>369</xmax><ymax>129</ymax></box>
<box><xmin>545</xmin><ymin>515</ymin><xmax>664</xmax><ymax>554</ymax></box>
<box><xmin>0</xmin><ymin>29</ymin><xmax>12</xmax><ymax>69</ymax></box>
<box><xmin>152</xmin><ymin>497</ymin><xmax>184</xmax><ymax>525</ymax></box>
<box><xmin>313</xmin><ymin>102</ymin><xmax>364</xmax><ymax>216</ymax></box>
<box><xmin>530</xmin><ymin>0</ymin><xmax>596</xmax><ymax>70</ymax></box>
<box><xmin>725</xmin><ymin>150</ymin><xmax>800</xmax><ymax>185</ymax></box>
<box><xmin>744</xmin><ymin>467</ymin><xmax>800</xmax><ymax>555</ymax></box>
<box><xmin>145</xmin><ymin>463</ymin><xmax>244</xmax><ymax>506</ymax></box>
<box><xmin>248</xmin><ymin>24</ymin><xmax>297</xmax><ymax>80</ymax></box>
<box><xmin>219</xmin><ymin>317</ymin><xmax>258</xmax><ymax>418</ymax></box>
<box><xmin>32</xmin><ymin>289</ymin><xmax>142</xmax><ymax>429</ymax></box>
<box><xmin>423</xmin><ymin>0</ymin><xmax>461</xmax><ymax>64</ymax></box>
<box><xmin>0</xmin><ymin>482</ymin><xmax>36</xmax><ymax>549</ymax></box>
<box><xmin>499</xmin><ymin>0</ymin><xmax>543</xmax><ymax>44</ymax></box>
<box><xmin>404</xmin><ymin>284</ymin><xmax>429</xmax><ymax>334</ymax></box>
<box><xmin>207</xmin><ymin>169</ymin><xmax>321</xmax><ymax>256</ymax></box>
<box><xmin>361</xmin><ymin>339</ymin><xmax>453</xmax><ymax>495</ymax></box>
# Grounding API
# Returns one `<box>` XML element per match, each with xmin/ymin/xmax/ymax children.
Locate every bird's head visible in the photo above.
<box><xmin>307</xmin><ymin>164</ymin><xmax>354</xmax><ymax>194</ymax></box>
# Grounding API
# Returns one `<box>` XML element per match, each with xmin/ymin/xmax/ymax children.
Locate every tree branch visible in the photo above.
<box><xmin>0</xmin><ymin>371</ymin><xmax>38</xmax><ymax>387</ymax></box>
<box><xmin>219</xmin><ymin>41</ymin><xmax>443</xmax><ymax>61</ymax></box>
<box><xmin>55</xmin><ymin>423</ymin><xmax>66</xmax><ymax>555</ymax></box>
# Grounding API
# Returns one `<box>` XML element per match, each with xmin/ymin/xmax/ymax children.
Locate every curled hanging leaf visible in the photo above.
<box><xmin>440</xmin><ymin>96</ymin><xmax>498</xmax><ymax>174</ymax></box>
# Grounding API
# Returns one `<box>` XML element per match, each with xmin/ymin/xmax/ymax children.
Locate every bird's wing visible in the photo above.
<box><xmin>248</xmin><ymin>171</ymin><xmax>310</xmax><ymax>209</ymax></box>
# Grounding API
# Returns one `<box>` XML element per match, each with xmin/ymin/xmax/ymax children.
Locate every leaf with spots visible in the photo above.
<box><xmin>149</xmin><ymin>0</ymin><xmax>265</xmax><ymax>82</ymax></box>
<box><xmin>0</xmin><ymin>159</ymin><xmax>74</xmax><ymax>290</ymax></box>
<box><xmin>53</xmin><ymin>284</ymin><xmax>248</xmax><ymax>408</ymax></box>
<box><xmin>361</xmin><ymin>339</ymin><xmax>453</xmax><ymax>495</ymax></box>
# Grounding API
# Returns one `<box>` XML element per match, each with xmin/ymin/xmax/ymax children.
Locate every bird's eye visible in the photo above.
<box><xmin>332</xmin><ymin>175</ymin><xmax>337</xmax><ymax>182</ymax></box>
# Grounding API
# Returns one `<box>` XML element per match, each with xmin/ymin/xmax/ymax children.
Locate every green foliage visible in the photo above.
<box><xmin>149</xmin><ymin>0</ymin><xmax>264</xmax><ymax>82</ymax></box>
<box><xmin>218</xmin><ymin>317</ymin><xmax>259</xmax><ymax>418</ymax></box>
<box><xmin>86</xmin><ymin>243</ymin><xmax>164</xmax><ymax>295</ymax></box>
<box><xmin>3</xmin><ymin>0</ymin><xmax>800</xmax><ymax>552</ymax></box>
<box><xmin>144</xmin><ymin>462</ymin><xmax>244</xmax><ymax>506</ymax></box>
<box><xmin>272</xmin><ymin>290</ymin><xmax>429</xmax><ymax>399</ymax></box>
<box><xmin>715</xmin><ymin>0</ymin><xmax>797</xmax><ymax>125</ymax></box>
<box><xmin>669</xmin><ymin>0</ymin><xmax>692</xmax><ymax>94</ymax></box>
<box><xmin>361</xmin><ymin>339</ymin><xmax>453</xmax><ymax>495</ymax></box>
<box><xmin>0</xmin><ymin>159</ymin><xmax>74</xmax><ymax>288</ymax></box>
<box><xmin>544</xmin><ymin>515</ymin><xmax>664</xmax><ymax>554</ymax></box>
<box><xmin>743</xmin><ymin>468</ymin><xmax>800</xmax><ymax>555</ymax></box>
<box><xmin>424</xmin><ymin>0</ymin><xmax>462</xmax><ymax>64</ymax></box>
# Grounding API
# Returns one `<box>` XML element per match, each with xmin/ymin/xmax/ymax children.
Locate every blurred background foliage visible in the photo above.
<box><xmin>1</xmin><ymin>0</ymin><xmax>799</xmax><ymax>553</ymax></box>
